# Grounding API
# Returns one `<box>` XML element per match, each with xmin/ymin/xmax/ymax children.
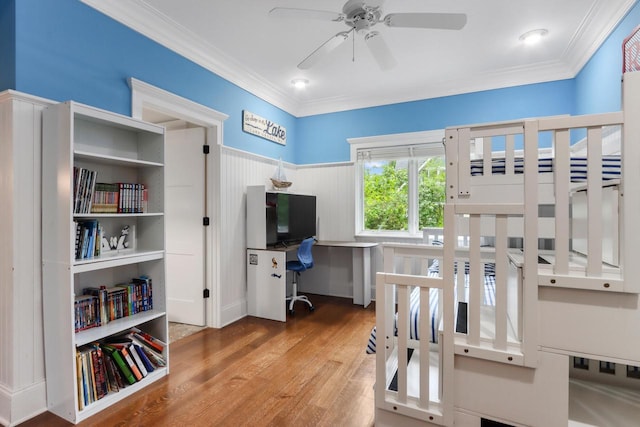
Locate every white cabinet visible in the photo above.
<box><xmin>42</xmin><ymin>101</ymin><xmax>167</xmax><ymax>423</ymax></box>
<box><xmin>247</xmin><ymin>249</ymin><xmax>287</xmax><ymax>322</ymax></box>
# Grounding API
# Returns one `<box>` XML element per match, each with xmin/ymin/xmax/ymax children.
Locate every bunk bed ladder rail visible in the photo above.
<box><xmin>377</xmin><ymin>244</ymin><xmax>454</xmax><ymax>425</ymax></box>
<box><xmin>446</xmin><ymin>121</ymin><xmax>540</xmax><ymax>368</ymax></box>
<box><xmin>537</xmin><ymin>112</ymin><xmax>627</xmax><ymax>292</ymax></box>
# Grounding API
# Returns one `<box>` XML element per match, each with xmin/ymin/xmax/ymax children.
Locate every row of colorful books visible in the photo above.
<box><xmin>74</xmin><ymin>277</ymin><xmax>153</xmax><ymax>333</ymax></box>
<box><xmin>76</xmin><ymin>328</ymin><xmax>166</xmax><ymax>410</ymax></box>
<box><xmin>91</xmin><ymin>182</ymin><xmax>148</xmax><ymax>214</ymax></box>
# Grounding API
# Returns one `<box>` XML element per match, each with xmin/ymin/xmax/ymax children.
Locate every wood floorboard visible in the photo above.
<box><xmin>19</xmin><ymin>295</ymin><xmax>376</xmax><ymax>427</ymax></box>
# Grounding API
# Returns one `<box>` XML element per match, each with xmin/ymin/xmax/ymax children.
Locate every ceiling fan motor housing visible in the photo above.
<box><xmin>343</xmin><ymin>0</ymin><xmax>382</xmax><ymax>33</ymax></box>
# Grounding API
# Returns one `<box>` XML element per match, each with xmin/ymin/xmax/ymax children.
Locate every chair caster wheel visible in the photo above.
<box><xmin>289</xmin><ymin>309</ymin><xmax>295</xmax><ymax>316</ymax></box>
<box><xmin>309</xmin><ymin>305</ymin><xmax>315</xmax><ymax>312</ymax></box>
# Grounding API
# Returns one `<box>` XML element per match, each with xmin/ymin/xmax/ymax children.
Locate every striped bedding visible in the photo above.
<box><xmin>366</xmin><ymin>263</ymin><xmax>496</xmax><ymax>354</ymax></box>
<box><xmin>469</xmin><ymin>155</ymin><xmax>621</xmax><ymax>181</ymax></box>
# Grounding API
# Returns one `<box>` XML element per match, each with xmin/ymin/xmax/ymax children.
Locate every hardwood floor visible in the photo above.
<box><xmin>21</xmin><ymin>295</ymin><xmax>377</xmax><ymax>427</ymax></box>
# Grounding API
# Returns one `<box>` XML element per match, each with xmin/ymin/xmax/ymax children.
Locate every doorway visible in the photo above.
<box><xmin>165</xmin><ymin>126</ymin><xmax>206</xmax><ymax>325</ymax></box>
<box><xmin>130</xmin><ymin>77</ymin><xmax>228</xmax><ymax>328</ymax></box>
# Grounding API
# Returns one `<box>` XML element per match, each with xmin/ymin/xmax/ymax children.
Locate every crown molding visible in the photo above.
<box><xmin>295</xmin><ymin>60</ymin><xmax>575</xmax><ymax>117</ymax></box>
<box><xmin>564</xmin><ymin>0</ymin><xmax>637</xmax><ymax>75</ymax></box>
<box><xmin>81</xmin><ymin>0</ymin><xmax>298</xmax><ymax>114</ymax></box>
<box><xmin>0</xmin><ymin>89</ymin><xmax>54</xmax><ymax>106</ymax></box>
<box><xmin>82</xmin><ymin>0</ymin><xmax>633</xmax><ymax>118</ymax></box>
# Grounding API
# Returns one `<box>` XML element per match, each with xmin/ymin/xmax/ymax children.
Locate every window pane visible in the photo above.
<box><xmin>418</xmin><ymin>156</ymin><xmax>446</xmax><ymax>229</ymax></box>
<box><xmin>363</xmin><ymin>160</ymin><xmax>409</xmax><ymax>231</ymax></box>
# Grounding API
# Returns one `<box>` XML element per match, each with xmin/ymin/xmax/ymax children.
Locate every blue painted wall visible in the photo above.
<box><xmin>0</xmin><ymin>0</ymin><xmax>16</xmax><ymax>91</ymax></box>
<box><xmin>575</xmin><ymin>1</ymin><xmax>640</xmax><ymax>114</ymax></box>
<box><xmin>2</xmin><ymin>0</ymin><xmax>639</xmax><ymax>164</ymax></box>
<box><xmin>297</xmin><ymin>79</ymin><xmax>575</xmax><ymax>164</ymax></box>
<box><xmin>11</xmin><ymin>0</ymin><xmax>298</xmax><ymax>163</ymax></box>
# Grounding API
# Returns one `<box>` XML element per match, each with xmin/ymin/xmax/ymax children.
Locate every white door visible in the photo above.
<box><xmin>165</xmin><ymin>127</ymin><xmax>206</xmax><ymax>325</ymax></box>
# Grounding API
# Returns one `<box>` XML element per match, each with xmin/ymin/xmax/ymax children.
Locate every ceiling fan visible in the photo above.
<box><xmin>270</xmin><ymin>0</ymin><xmax>467</xmax><ymax>71</ymax></box>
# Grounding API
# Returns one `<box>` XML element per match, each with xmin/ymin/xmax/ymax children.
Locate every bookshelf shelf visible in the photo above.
<box><xmin>42</xmin><ymin>101</ymin><xmax>168</xmax><ymax>424</ymax></box>
<box><xmin>75</xmin><ymin>309</ymin><xmax>166</xmax><ymax>347</ymax></box>
<box><xmin>72</xmin><ymin>250</ymin><xmax>165</xmax><ymax>273</ymax></box>
<box><xmin>73</xmin><ymin>367</ymin><xmax>167</xmax><ymax>422</ymax></box>
<box><xmin>74</xmin><ymin>150</ymin><xmax>164</xmax><ymax>168</ymax></box>
<box><xmin>74</xmin><ymin>212</ymin><xmax>164</xmax><ymax>218</ymax></box>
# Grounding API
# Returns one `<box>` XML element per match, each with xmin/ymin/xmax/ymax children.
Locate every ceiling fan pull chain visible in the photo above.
<box><xmin>352</xmin><ymin>28</ymin><xmax>355</xmax><ymax>62</ymax></box>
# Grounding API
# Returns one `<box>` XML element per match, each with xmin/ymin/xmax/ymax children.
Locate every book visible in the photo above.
<box><xmin>79</xmin><ymin>349</ymin><xmax>90</xmax><ymax>406</ymax></box>
<box><xmin>101</xmin><ymin>345</ymin><xmax>136</xmax><ymax>385</ymax></box>
<box><xmin>130</xmin><ymin>336</ymin><xmax>166</xmax><ymax>368</ymax></box>
<box><xmin>128</xmin><ymin>343</ymin><xmax>148</xmax><ymax>377</ymax></box>
<box><xmin>90</xmin><ymin>345</ymin><xmax>108</xmax><ymax>400</ymax></box>
<box><xmin>132</xmin><ymin>343</ymin><xmax>155</xmax><ymax>373</ymax></box>
<box><xmin>130</xmin><ymin>327</ymin><xmax>164</xmax><ymax>353</ymax></box>
<box><xmin>83</xmin><ymin>286</ymin><xmax>108</xmax><ymax>326</ymax></box>
<box><xmin>110</xmin><ymin>343</ymin><xmax>143</xmax><ymax>381</ymax></box>
<box><xmin>74</xmin><ymin>294</ymin><xmax>99</xmax><ymax>332</ymax></box>
<box><xmin>102</xmin><ymin>351</ymin><xmax>120</xmax><ymax>393</ymax></box>
<box><xmin>87</xmin><ymin>348</ymin><xmax>98</xmax><ymax>402</ymax></box>
<box><xmin>76</xmin><ymin>351</ymin><xmax>84</xmax><ymax>410</ymax></box>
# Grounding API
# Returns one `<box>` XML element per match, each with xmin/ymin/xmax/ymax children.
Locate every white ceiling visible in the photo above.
<box><xmin>83</xmin><ymin>0</ymin><xmax>636</xmax><ymax>117</ymax></box>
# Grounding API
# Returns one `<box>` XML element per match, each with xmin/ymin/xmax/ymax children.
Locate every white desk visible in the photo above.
<box><xmin>246</xmin><ymin>240</ymin><xmax>377</xmax><ymax>322</ymax></box>
<box><xmin>312</xmin><ymin>241</ymin><xmax>377</xmax><ymax>308</ymax></box>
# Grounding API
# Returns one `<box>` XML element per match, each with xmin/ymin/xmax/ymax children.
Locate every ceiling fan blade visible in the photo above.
<box><xmin>269</xmin><ymin>7</ymin><xmax>345</xmax><ymax>22</ymax></box>
<box><xmin>383</xmin><ymin>13</ymin><xmax>467</xmax><ymax>30</ymax></box>
<box><xmin>364</xmin><ymin>31</ymin><xmax>397</xmax><ymax>71</ymax></box>
<box><xmin>298</xmin><ymin>31</ymin><xmax>350</xmax><ymax>69</ymax></box>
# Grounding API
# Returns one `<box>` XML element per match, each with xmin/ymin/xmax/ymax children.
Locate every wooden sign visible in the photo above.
<box><xmin>242</xmin><ymin>110</ymin><xmax>286</xmax><ymax>145</ymax></box>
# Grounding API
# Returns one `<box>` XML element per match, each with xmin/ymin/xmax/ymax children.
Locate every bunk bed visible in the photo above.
<box><xmin>373</xmin><ymin>70</ymin><xmax>640</xmax><ymax>427</ymax></box>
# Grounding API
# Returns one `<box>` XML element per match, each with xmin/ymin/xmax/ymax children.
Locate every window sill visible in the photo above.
<box><xmin>356</xmin><ymin>231</ymin><xmax>425</xmax><ymax>241</ymax></box>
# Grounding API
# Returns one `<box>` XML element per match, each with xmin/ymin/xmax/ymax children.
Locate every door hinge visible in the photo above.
<box><xmin>203</xmin><ymin>144</ymin><xmax>210</xmax><ymax>154</ymax></box>
<box><xmin>203</xmin><ymin>217</ymin><xmax>210</xmax><ymax>226</ymax></box>
<box><xmin>203</xmin><ymin>288</ymin><xmax>210</xmax><ymax>298</ymax></box>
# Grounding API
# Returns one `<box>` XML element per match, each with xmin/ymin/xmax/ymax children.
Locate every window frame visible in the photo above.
<box><xmin>348</xmin><ymin>129</ymin><xmax>445</xmax><ymax>238</ymax></box>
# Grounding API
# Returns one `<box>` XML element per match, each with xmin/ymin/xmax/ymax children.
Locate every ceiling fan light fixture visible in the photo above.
<box><xmin>519</xmin><ymin>29</ymin><xmax>548</xmax><ymax>46</ymax></box>
<box><xmin>291</xmin><ymin>78</ymin><xmax>309</xmax><ymax>89</ymax></box>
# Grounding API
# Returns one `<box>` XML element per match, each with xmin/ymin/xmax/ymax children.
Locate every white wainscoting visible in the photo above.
<box><xmin>295</xmin><ymin>163</ymin><xmax>358</xmax><ymax>299</ymax></box>
<box><xmin>218</xmin><ymin>151</ymin><xmax>360</xmax><ymax>324</ymax></box>
<box><xmin>296</xmin><ymin>163</ymin><xmax>355</xmax><ymax>242</ymax></box>
<box><xmin>217</xmin><ymin>147</ymin><xmax>299</xmax><ymax>326</ymax></box>
<box><xmin>0</xmin><ymin>91</ymin><xmax>50</xmax><ymax>426</ymax></box>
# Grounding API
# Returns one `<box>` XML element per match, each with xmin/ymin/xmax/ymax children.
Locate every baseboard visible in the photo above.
<box><xmin>221</xmin><ymin>299</ymin><xmax>247</xmax><ymax>327</ymax></box>
<box><xmin>0</xmin><ymin>381</ymin><xmax>47</xmax><ymax>426</ymax></box>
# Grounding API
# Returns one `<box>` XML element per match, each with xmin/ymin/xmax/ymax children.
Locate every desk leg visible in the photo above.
<box><xmin>352</xmin><ymin>247</ymin><xmax>372</xmax><ymax>308</ymax></box>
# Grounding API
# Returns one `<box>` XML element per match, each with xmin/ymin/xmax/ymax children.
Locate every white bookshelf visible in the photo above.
<box><xmin>42</xmin><ymin>101</ymin><xmax>168</xmax><ymax>423</ymax></box>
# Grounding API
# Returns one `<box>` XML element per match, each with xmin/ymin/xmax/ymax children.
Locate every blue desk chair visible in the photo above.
<box><xmin>286</xmin><ymin>237</ymin><xmax>316</xmax><ymax>315</ymax></box>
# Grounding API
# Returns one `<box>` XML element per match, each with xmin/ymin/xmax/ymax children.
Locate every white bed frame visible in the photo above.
<box><xmin>374</xmin><ymin>71</ymin><xmax>640</xmax><ymax>427</ymax></box>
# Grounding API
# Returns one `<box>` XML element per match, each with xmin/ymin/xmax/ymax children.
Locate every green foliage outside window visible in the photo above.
<box><xmin>364</xmin><ymin>161</ymin><xmax>409</xmax><ymax>230</ymax></box>
<box><xmin>418</xmin><ymin>157</ymin><xmax>446</xmax><ymax>228</ymax></box>
<box><xmin>363</xmin><ymin>157</ymin><xmax>445</xmax><ymax>231</ymax></box>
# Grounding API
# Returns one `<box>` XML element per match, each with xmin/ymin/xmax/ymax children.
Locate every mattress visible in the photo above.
<box><xmin>469</xmin><ymin>156</ymin><xmax>621</xmax><ymax>182</ymax></box>
<box><xmin>366</xmin><ymin>264</ymin><xmax>496</xmax><ymax>354</ymax></box>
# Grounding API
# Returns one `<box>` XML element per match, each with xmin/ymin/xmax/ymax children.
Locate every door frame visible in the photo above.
<box><xmin>129</xmin><ymin>77</ymin><xmax>228</xmax><ymax>328</ymax></box>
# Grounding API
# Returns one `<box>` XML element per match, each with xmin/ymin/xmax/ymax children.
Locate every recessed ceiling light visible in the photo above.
<box><xmin>291</xmin><ymin>79</ymin><xmax>309</xmax><ymax>89</ymax></box>
<box><xmin>519</xmin><ymin>29</ymin><xmax>548</xmax><ymax>46</ymax></box>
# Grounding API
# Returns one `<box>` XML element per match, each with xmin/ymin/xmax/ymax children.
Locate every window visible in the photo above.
<box><xmin>349</xmin><ymin>130</ymin><xmax>445</xmax><ymax>236</ymax></box>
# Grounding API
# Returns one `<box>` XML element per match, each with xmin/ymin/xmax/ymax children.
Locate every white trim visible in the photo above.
<box><xmin>129</xmin><ymin>78</ymin><xmax>228</xmax><ymax>127</ymax></box>
<box><xmin>0</xmin><ymin>381</ymin><xmax>47</xmax><ymax>427</ymax></box>
<box><xmin>348</xmin><ymin>129</ymin><xmax>446</xmax><ymax>161</ymax></box>
<box><xmin>0</xmin><ymin>90</ymin><xmax>54</xmax><ymax>106</ymax></box>
<box><xmin>350</xmin><ymin>129</ymin><xmax>446</xmax><ymax>235</ymax></box>
<box><xmin>83</xmin><ymin>0</ymin><xmax>298</xmax><ymax>115</ymax></box>
<box><xmin>130</xmin><ymin>78</ymin><xmax>227</xmax><ymax>329</ymax></box>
